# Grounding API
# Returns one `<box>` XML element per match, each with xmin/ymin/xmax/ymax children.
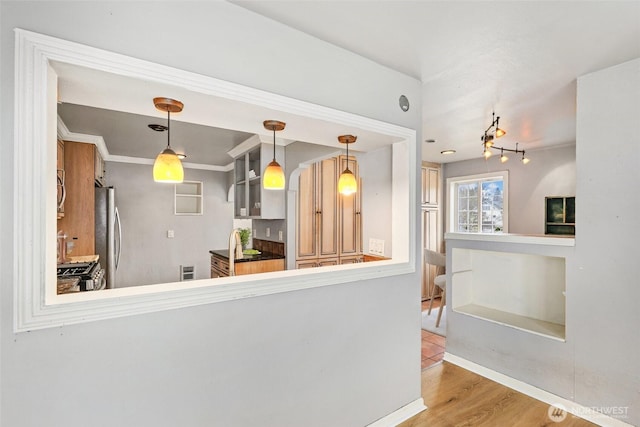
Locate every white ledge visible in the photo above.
<box><xmin>445</xmin><ymin>232</ymin><xmax>575</xmax><ymax>247</ymax></box>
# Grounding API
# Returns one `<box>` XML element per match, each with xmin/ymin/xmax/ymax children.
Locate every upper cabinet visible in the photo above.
<box><xmin>421</xmin><ymin>164</ymin><xmax>440</xmax><ymax>206</ymax></box>
<box><xmin>94</xmin><ymin>146</ymin><xmax>106</xmax><ymax>187</ymax></box>
<box><xmin>234</xmin><ymin>143</ymin><xmax>285</xmax><ymax>219</ymax></box>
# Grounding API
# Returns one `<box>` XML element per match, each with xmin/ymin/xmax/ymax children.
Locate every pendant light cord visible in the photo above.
<box><xmin>167</xmin><ymin>110</ymin><xmax>171</xmax><ymax>149</ymax></box>
<box><xmin>273</xmin><ymin>128</ymin><xmax>276</xmax><ymax>161</ymax></box>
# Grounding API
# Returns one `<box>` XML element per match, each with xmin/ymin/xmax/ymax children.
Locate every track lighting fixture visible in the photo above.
<box><xmin>481</xmin><ymin>111</ymin><xmax>530</xmax><ymax>164</ymax></box>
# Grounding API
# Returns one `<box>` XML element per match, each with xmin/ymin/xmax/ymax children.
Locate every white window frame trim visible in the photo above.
<box><xmin>446</xmin><ymin>171</ymin><xmax>509</xmax><ymax>234</ymax></box>
<box><xmin>13</xmin><ymin>29</ymin><xmax>417</xmax><ymax>332</ymax></box>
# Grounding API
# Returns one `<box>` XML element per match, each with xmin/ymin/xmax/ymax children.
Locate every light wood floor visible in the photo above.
<box><xmin>399</xmin><ymin>362</ymin><xmax>596</xmax><ymax>427</ymax></box>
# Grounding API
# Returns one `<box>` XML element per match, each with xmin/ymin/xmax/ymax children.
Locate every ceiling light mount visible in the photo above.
<box><xmin>148</xmin><ymin>124</ymin><xmax>168</xmax><ymax>132</ymax></box>
<box><xmin>481</xmin><ymin>111</ymin><xmax>530</xmax><ymax>164</ymax></box>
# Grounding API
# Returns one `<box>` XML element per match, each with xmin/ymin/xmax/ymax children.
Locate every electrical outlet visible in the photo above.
<box><xmin>278</xmin><ymin>230</ymin><xmax>283</xmax><ymax>241</ymax></box>
<box><xmin>167</xmin><ymin>230</ymin><xmax>175</xmax><ymax>238</ymax></box>
<box><xmin>266</xmin><ymin>227</ymin><xmax>271</xmax><ymax>237</ymax></box>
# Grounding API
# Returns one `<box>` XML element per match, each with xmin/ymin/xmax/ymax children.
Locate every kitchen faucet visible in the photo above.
<box><xmin>228</xmin><ymin>229</ymin><xmax>243</xmax><ymax>276</ymax></box>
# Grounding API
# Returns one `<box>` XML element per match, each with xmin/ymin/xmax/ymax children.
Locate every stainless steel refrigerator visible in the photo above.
<box><xmin>95</xmin><ymin>186</ymin><xmax>121</xmax><ymax>289</ymax></box>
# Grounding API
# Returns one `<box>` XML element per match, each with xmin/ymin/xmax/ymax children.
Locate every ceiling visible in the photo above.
<box><xmin>56</xmin><ymin>2</ymin><xmax>640</xmax><ymax>166</ymax></box>
<box><xmin>233</xmin><ymin>1</ymin><xmax>640</xmax><ymax>163</ymax></box>
<box><xmin>54</xmin><ymin>59</ymin><xmax>398</xmax><ymax>170</ymax></box>
<box><xmin>58</xmin><ymin>103</ymin><xmax>254</xmax><ymax>167</ymax></box>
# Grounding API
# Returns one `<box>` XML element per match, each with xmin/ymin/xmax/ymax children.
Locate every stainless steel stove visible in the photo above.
<box><xmin>57</xmin><ymin>261</ymin><xmax>106</xmax><ymax>291</ymax></box>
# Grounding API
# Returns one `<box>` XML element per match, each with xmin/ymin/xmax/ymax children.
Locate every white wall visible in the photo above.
<box><xmin>0</xmin><ymin>2</ymin><xmax>422</xmax><ymax>427</ymax></box>
<box><xmin>572</xmin><ymin>58</ymin><xmax>640</xmax><ymax>423</ymax></box>
<box><xmin>446</xmin><ymin>59</ymin><xmax>640</xmax><ymax>425</ymax></box>
<box><xmin>360</xmin><ymin>146</ymin><xmax>393</xmax><ymax>257</ymax></box>
<box><xmin>107</xmin><ymin>162</ymin><xmax>232</xmax><ymax>286</ymax></box>
<box><xmin>443</xmin><ymin>144</ymin><xmax>576</xmax><ymax>234</ymax></box>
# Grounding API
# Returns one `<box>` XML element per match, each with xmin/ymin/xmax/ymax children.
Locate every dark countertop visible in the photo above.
<box><xmin>209</xmin><ymin>249</ymin><xmax>285</xmax><ymax>263</ymax></box>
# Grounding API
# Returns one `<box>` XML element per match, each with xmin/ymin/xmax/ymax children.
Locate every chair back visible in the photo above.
<box><xmin>425</xmin><ymin>249</ymin><xmax>446</xmax><ymax>268</ymax></box>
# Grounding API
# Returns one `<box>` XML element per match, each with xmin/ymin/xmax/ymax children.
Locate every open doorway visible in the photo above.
<box><xmin>420</xmin><ymin>161</ymin><xmax>446</xmax><ymax>369</ymax></box>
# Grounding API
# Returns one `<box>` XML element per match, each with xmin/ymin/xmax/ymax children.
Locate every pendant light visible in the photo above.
<box><xmin>338</xmin><ymin>135</ymin><xmax>358</xmax><ymax>196</ymax></box>
<box><xmin>262</xmin><ymin>120</ymin><xmax>286</xmax><ymax>190</ymax></box>
<box><xmin>153</xmin><ymin>97</ymin><xmax>184</xmax><ymax>183</ymax></box>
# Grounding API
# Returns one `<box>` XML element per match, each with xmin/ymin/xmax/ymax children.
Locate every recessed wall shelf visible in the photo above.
<box><xmin>451</xmin><ymin>248</ymin><xmax>566</xmax><ymax>341</ymax></box>
<box><xmin>175</xmin><ymin>181</ymin><xmax>203</xmax><ymax>215</ymax></box>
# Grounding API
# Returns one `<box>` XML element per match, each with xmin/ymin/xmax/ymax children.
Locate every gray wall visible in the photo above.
<box><xmin>443</xmin><ymin>144</ymin><xmax>576</xmax><ymax>234</ymax></box>
<box><xmin>107</xmin><ymin>162</ymin><xmax>232</xmax><ymax>286</ymax></box>
<box><xmin>1</xmin><ymin>2</ymin><xmax>422</xmax><ymax>427</ymax></box>
<box><xmin>446</xmin><ymin>59</ymin><xmax>640</xmax><ymax>425</ymax></box>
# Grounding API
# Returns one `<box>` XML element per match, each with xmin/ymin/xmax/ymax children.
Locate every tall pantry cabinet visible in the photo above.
<box><xmin>422</xmin><ymin>162</ymin><xmax>442</xmax><ymax>301</ymax></box>
<box><xmin>296</xmin><ymin>155</ymin><xmax>362</xmax><ymax>268</ymax></box>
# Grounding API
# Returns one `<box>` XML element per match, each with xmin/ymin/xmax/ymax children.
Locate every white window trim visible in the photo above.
<box><xmin>13</xmin><ymin>29</ymin><xmax>417</xmax><ymax>332</ymax></box>
<box><xmin>446</xmin><ymin>171</ymin><xmax>509</xmax><ymax>234</ymax></box>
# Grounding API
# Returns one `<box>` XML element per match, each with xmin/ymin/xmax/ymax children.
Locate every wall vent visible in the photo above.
<box><xmin>180</xmin><ymin>265</ymin><xmax>196</xmax><ymax>281</ymax></box>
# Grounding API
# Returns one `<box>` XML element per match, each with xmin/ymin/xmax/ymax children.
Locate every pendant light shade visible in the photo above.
<box><xmin>263</xmin><ymin>160</ymin><xmax>285</xmax><ymax>189</ymax></box>
<box><xmin>153</xmin><ymin>97</ymin><xmax>184</xmax><ymax>183</ymax></box>
<box><xmin>338</xmin><ymin>135</ymin><xmax>358</xmax><ymax>195</ymax></box>
<box><xmin>263</xmin><ymin>120</ymin><xmax>286</xmax><ymax>190</ymax></box>
<box><xmin>338</xmin><ymin>168</ymin><xmax>357</xmax><ymax>195</ymax></box>
<box><xmin>154</xmin><ymin>146</ymin><xmax>184</xmax><ymax>182</ymax></box>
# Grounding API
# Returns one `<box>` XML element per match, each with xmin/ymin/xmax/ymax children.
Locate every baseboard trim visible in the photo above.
<box><xmin>444</xmin><ymin>353</ymin><xmax>633</xmax><ymax>427</ymax></box>
<box><xmin>366</xmin><ymin>398</ymin><xmax>426</xmax><ymax>427</ymax></box>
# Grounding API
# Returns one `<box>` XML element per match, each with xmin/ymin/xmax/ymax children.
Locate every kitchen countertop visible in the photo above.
<box><xmin>209</xmin><ymin>249</ymin><xmax>285</xmax><ymax>263</ymax></box>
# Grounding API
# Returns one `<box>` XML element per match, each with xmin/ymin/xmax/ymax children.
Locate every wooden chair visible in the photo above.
<box><xmin>425</xmin><ymin>249</ymin><xmax>447</xmax><ymax>328</ymax></box>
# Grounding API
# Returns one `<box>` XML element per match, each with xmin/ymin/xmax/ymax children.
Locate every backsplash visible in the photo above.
<box><xmin>253</xmin><ymin>239</ymin><xmax>285</xmax><ymax>257</ymax></box>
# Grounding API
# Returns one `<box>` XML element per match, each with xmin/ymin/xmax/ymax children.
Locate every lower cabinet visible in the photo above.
<box><xmin>211</xmin><ymin>253</ymin><xmax>285</xmax><ymax>278</ymax></box>
<box><xmin>295</xmin><ymin>256</ymin><xmax>362</xmax><ymax>269</ymax></box>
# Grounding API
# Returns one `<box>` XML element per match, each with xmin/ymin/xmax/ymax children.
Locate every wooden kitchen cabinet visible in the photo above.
<box><xmin>421</xmin><ymin>161</ymin><xmax>442</xmax><ymax>300</ymax></box>
<box><xmin>57</xmin><ymin>141</ymin><xmax>97</xmax><ymax>256</ymax></box>
<box><xmin>94</xmin><ymin>147</ymin><xmax>106</xmax><ymax>187</ymax></box>
<box><xmin>421</xmin><ymin>164</ymin><xmax>440</xmax><ymax>206</ymax></box>
<box><xmin>211</xmin><ymin>253</ymin><xmax>285</xmax><ymax>277</ymax></box>
<box><xmin>296</xmin><ymin>155</ymin><xmax>362</xmax><ymax>268</ymax></box>
<box><xmin>338</xmin><ymin>155</ymin><xmax>362</xmax><ymax>257</ymax></box>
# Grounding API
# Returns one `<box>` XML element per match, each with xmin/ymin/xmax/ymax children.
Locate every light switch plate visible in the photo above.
<box><xmin>369</xmin><ymin>238</ymin><xmax>384</xmax><ymax>256</ymax></box>
<box><xmin>167</xmin><ymin>230</ymin><xmax>175</xmax><ymax>238</ymax></box>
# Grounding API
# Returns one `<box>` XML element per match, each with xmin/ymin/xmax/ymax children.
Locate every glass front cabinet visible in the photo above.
<box><xmin>234</xmin><ymin>143</ymin><xmax>285</xmax><ymax>219</ymax></box>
